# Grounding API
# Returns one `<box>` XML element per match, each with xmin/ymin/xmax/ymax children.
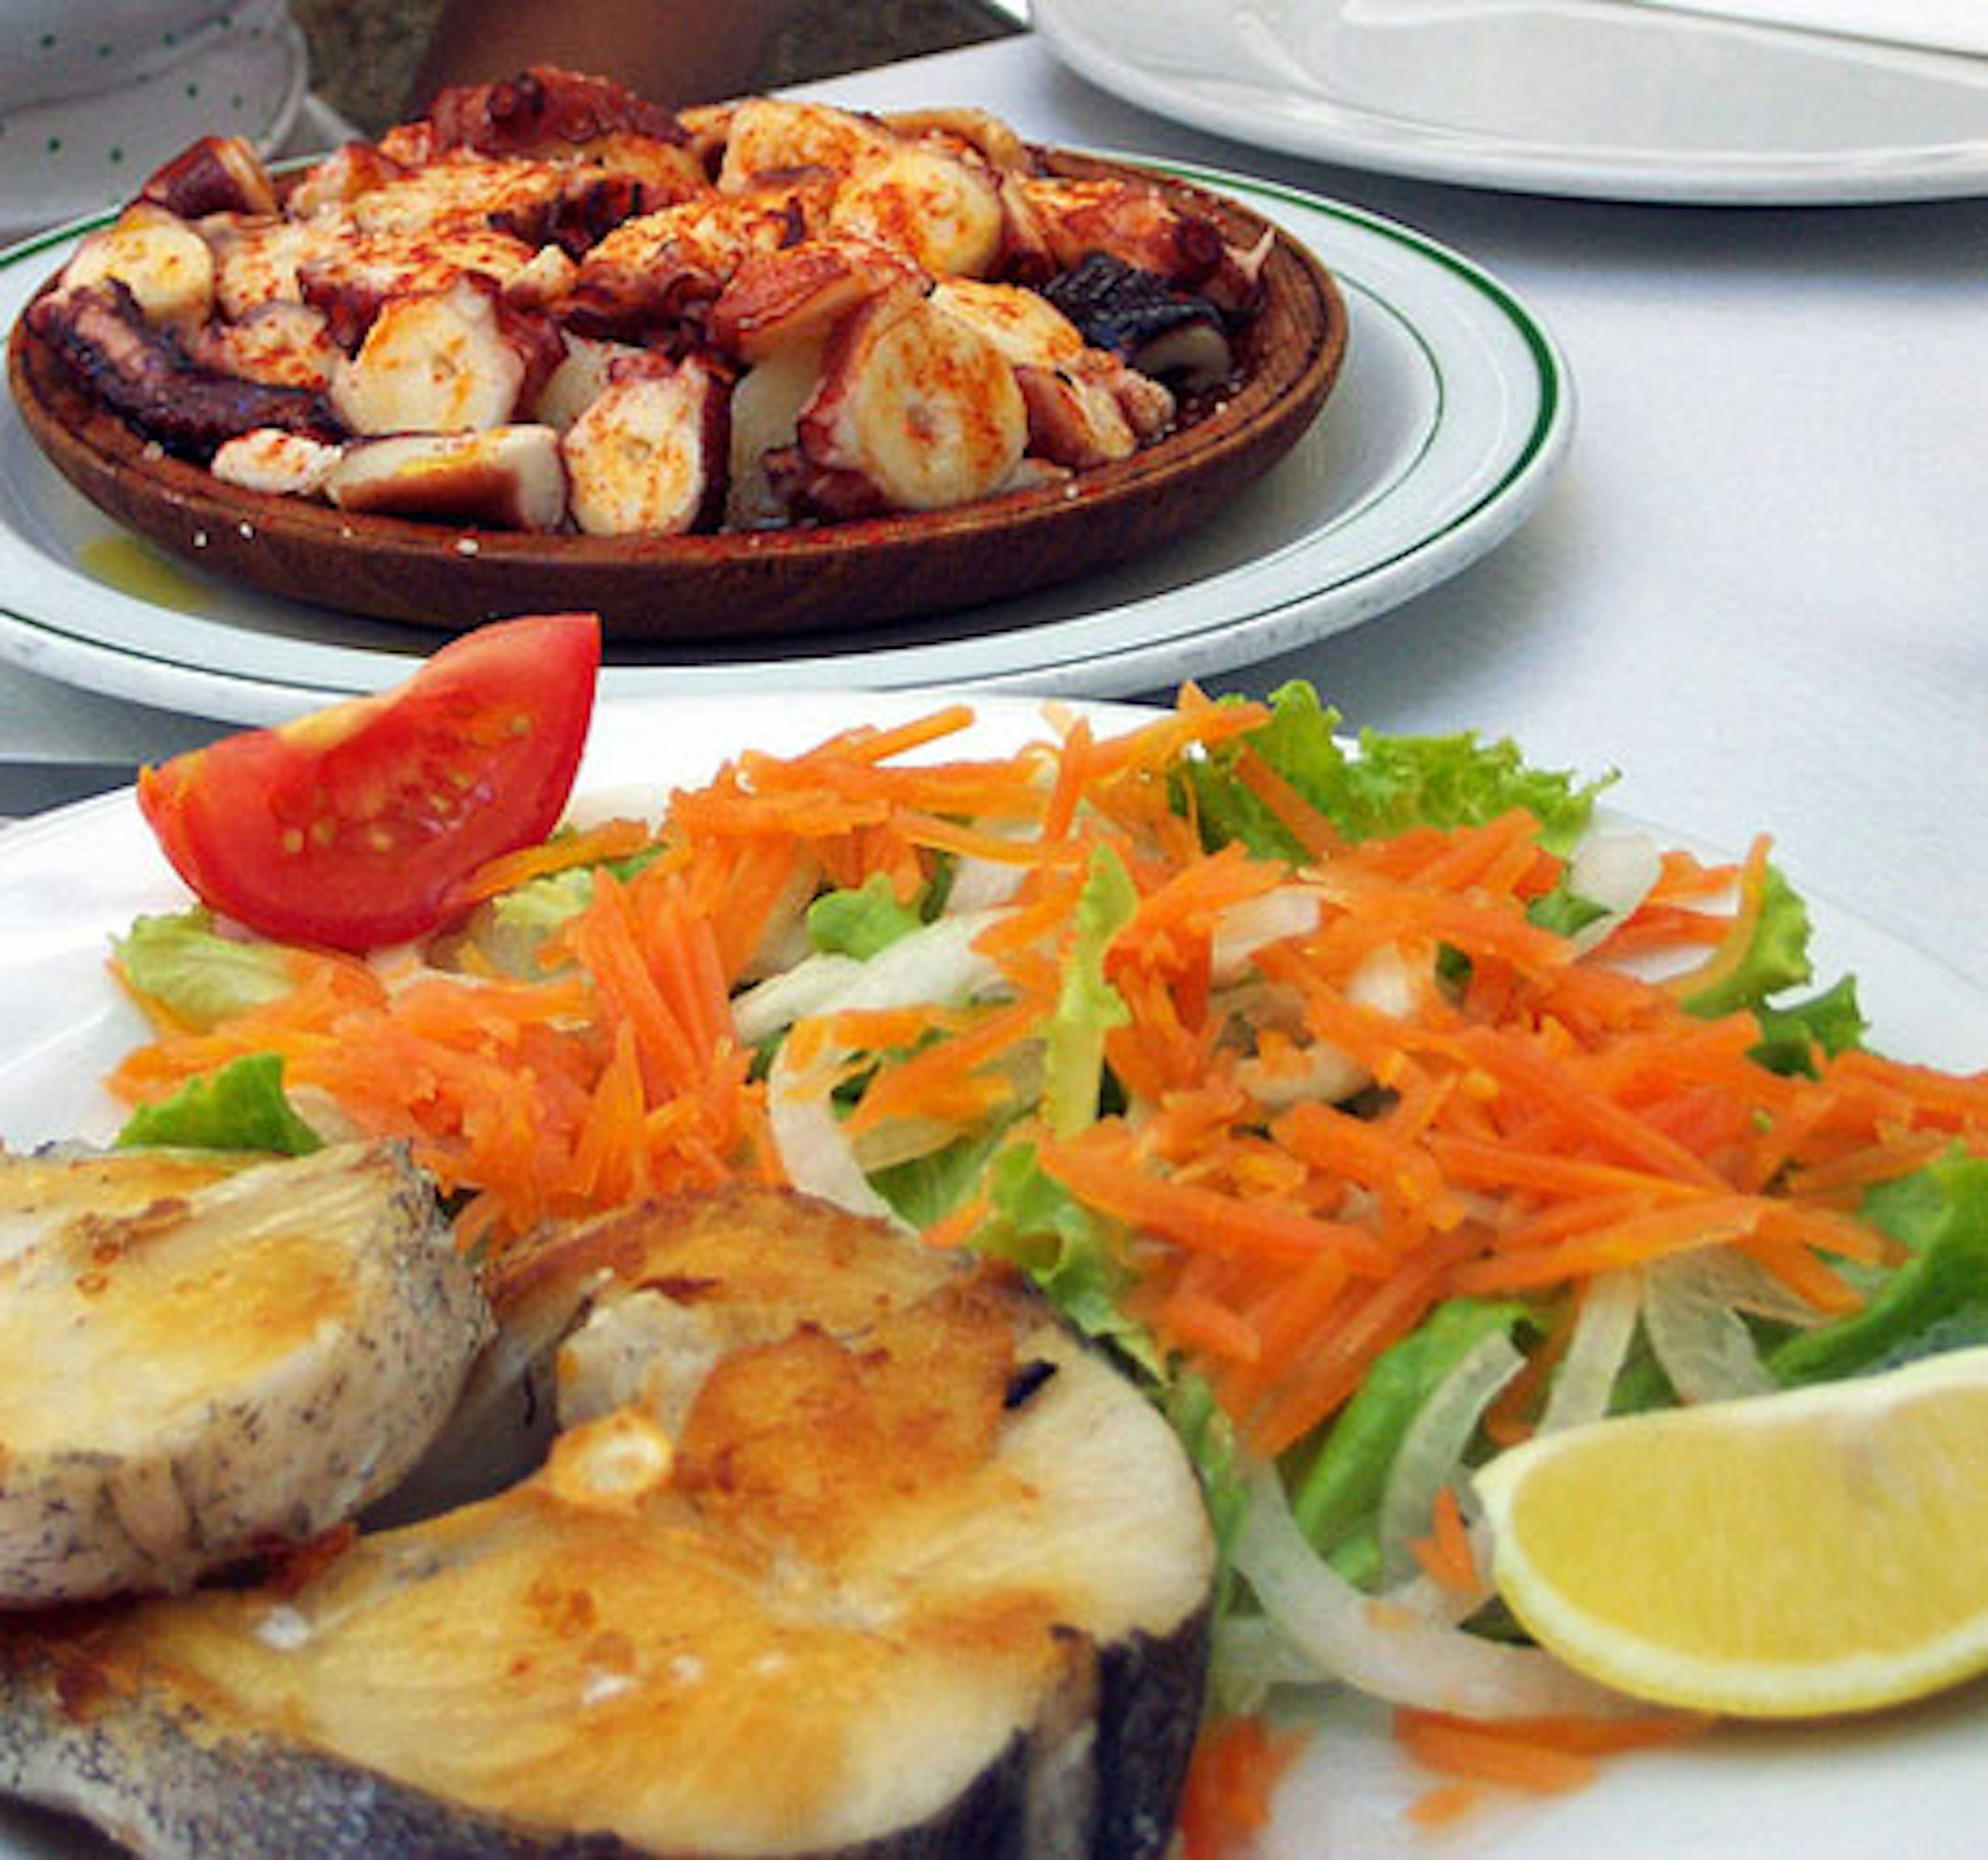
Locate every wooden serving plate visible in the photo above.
<box><xmin>8</xmin><ymin>151</ymin><xmax>1347</xmax><ymax>643</ymax></box>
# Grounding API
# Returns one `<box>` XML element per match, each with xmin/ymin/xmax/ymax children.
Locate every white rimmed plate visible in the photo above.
<box><xmin>0</xmin><ymin>164</ymin><xmax>1569</xmax><ymax>722</ymax></box>
<box><xmin>1032</xmin><ymin>0</ymin><xmax>1988</xmax><ymax>204</ymax></box>
<box><xmin>0</xmin><ymin>688</ymin><xmax>1982</xmax><ymax>1858</ymax></box>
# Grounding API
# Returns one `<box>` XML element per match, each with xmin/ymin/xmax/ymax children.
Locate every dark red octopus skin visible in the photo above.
<box><xmin>493</xmin><ymin>174</ymin><xmax>650</xmax><ymax>259</ymax></box>
<box><xmin>140</xmin><ymin>136</ymin><xmax>279</xmax><ymax>221</ymax></box>
<box><xmin>557</xmin><ymin>265</ymin><xmax>724</xmax><ymax>346</ymax></box>
<box><xmin>27</xmin><ymin>285</ymin><xmax>343</xmax><ymax>460</ymax></box>
<box><xmin>424</xmin><ymin>65</ymin><xmax>686</xmax><ymax>157</ymax></box>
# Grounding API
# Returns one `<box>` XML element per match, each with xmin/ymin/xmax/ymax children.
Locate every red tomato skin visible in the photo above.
<box><xmin>138</xmin><ymin>613</ymin><xmax>601</xmax><ymax>950</ymax></box>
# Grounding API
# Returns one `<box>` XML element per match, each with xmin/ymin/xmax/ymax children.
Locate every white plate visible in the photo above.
<box><xmin>1032</xmin><ymin>0</ymin><xmax>1988</xmax><ymax>204</ymax></box>
<box><xmin>0</xmin><ymin>689</ymin><xmax>1982</xmax><ymax>1858</ymax></box>
<box><xmin>0</xmin><ymin>165</ymin><xmax>1569</xmax><ymax>723</ymax></box>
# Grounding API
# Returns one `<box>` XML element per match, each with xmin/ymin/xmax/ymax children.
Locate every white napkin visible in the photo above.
<box><xmin>1611</xmin><ymin>0</ymin><xmax>1988</xmax><ymax>57</ymax></box>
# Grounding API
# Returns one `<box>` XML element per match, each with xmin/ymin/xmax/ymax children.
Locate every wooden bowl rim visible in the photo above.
<box><xmin>8</xmin><ymin>147</ymin><xmax>1349</xmax><ymax>641</ymax></box>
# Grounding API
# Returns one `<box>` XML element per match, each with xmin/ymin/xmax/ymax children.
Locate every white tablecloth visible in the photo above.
<box><xmin>4</xmin><ymin>33</ymin><xmax>1983</xmax><ymax>982</ymax></box>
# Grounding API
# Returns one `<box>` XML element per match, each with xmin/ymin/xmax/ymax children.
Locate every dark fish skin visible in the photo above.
<box><xmin>1097</xmin><ymin>1623</ymin><xmax>1212</xmax><ymax>1860</ymax></box>
<box><xmin>0</xmin><ymin>1646</ymin><xmax>633</xmax><ymax>1858</ymax></box>
<box><xmin>0</xmin><ymin>1187</ymin><xmax>1216</xmax><ymax>1858</ymax></box>
<box><xmin>0</xmin><ymin>1614</ymin><xmax>1208</xmax><ymax>1857</ymax></box>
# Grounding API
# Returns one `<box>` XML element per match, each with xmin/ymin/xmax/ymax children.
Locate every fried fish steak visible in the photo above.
<box><xmin>0</xmin><ymin>1186</ymin><xmax>1216</xmax><ymax>1857</ymax></box>
<box><xmin>0</xmin><ymin>1140</ymin><xmax>490</xmax><ymax>1605</ymax></box>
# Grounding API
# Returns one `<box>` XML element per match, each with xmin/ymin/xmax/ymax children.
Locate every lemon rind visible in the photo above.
<box><xmin>1472</xmin><ymin>1346</ymin><xmax>1988</xmax><ymax>1719</ymax></box>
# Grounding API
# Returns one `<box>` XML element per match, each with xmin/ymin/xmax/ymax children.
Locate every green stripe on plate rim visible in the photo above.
<box><xmin>0</xmin><ymin>158</ymin><xmax>1569</xmax><ymax>693</ymax></box>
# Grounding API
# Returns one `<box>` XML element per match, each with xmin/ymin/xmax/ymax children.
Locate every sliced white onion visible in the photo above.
<box><xmin>1233</xmin><ymin>1460</ymin><xmax>1641</xmax><ymax>1719</ymax></box>
<box><xmin>1569</xmin><ymin>831</ymin><xmax>1663</xmax><ymax>955</ymax></box>
<box><xmin>1375</xmin><ymin>1550</ymin><xmax>1497</xmax><ymax>1631</ymax></box>
<box><xmin>1643</xmin><ymin>1250</ymin><xmax>1778</xmax><ymax>1404</ymax></box>
<box><xmin>767</xmin><ymin>1066</ymin><xmax>896</xmax><ymax>1220</ymax></box>
<box><xmin>1233</xmin><ymin>1040</ymin><xmax>1369</xmax><ymax>1114</ymax></box>
<box><xmin>830</xmin><ymin>907</ymin><xmax>1013</xmax><ymax>1009</ymax></box>
<box><xmin>1224</xmin><ymin>940</ymin><xmax>1427</xmax><ymax>1111</ymax></box>
<box><xmin>736</xmin><ymin>855</ymin><xmax>825</xmax><ymax>982</ymax></box>
<box><xmin>1210</xmin><ymin>885</ymin><xmax>1325</xmax><ymax>983</ymax></box>
<box><xmin>1376</xmin><ymin>1331</ymin><xmax>1524</xmax><ymax>1590</ymax></box>
<box><xmin>766</xmin><ymin>909</ymin><xmax>1015</xmax><ymax>1220</ymax></box>
<box><xmin>1662</xmin><ymin>1244</ymin><xmax>1829</xmax><ymax>1330</ymax></box>
<box><xmin>732</xmin><ymin>951</ymin><xmax>865</xmax><ymax>1048</ymax></box>
<box><xmin>1211</xmin><ymin>943</ymin><xmax>1428</xmax><ymax>1125</ymax></box>
<box><xmin>945</xmin><ymin>835</ymin><xmax>1035</xmax><ymax>914</ymax></box>
<box><xmin>1538</xmin><ymin>1268</ymin><xmax>1644</xmax><ymax>1435</ymax></box>
<box><xmin>1210</xmin><ymin>1612</ymin><xmax>1328</xmax><ymax>1712</ymax></box>
<box><xmin>1345</xmin><ymin>942</ymin><xmax>1424</xmax><ymax>1019</ymax></box>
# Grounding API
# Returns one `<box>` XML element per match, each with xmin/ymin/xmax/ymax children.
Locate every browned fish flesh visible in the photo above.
<box><xmin>0</xmin><ymin>1141</ymin><xmax>490</xmax><ymax>1606</ymax></box>
<box><xmin>0</xmin><ymin>1185</ymin><xmax>1216</xmax><ymax>1856</ymax></box>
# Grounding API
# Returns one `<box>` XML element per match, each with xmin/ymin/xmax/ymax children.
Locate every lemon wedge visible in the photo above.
<box><xmin>1473</xmin><ymin>1345</ymin><xmax>1988</xmax><ymax>1718</ymax></box>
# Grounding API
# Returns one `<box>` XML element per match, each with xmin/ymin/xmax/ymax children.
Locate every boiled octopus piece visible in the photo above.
<box><xmin>29</xmin><ymin>284</ymin><xmax>343</xmax><ymax>460</ymax></box>
<box><xmin>1041</xmin><ymin>252</ymin><xmax>1237</xmax><ymax>391</ymax></box>
<box><xmin>422</xmin><ymin>65</ymin><xmax>687</xmax><ymax>158</ymax></box>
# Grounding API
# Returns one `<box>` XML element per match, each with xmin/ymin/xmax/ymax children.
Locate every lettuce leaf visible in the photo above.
<box><xmin>1770</xmin><ymin>1150</ymin><xmax>1988</xmax><ymax>1384</ymax></box>
<box><xmin>112</xmin><ymin>910</ymin><xmax>297</xmax><ymax>1030</ymax></box>
<box><xmin>1184</xmin><ymin>683</ymin><xmax>1612</xmax><ymax>860</ymax></box>
<box><xmin>472</xmin><ymin>844</ymin><xmax>663</xmax><ymax>976</ymax></box>
<box><xmin>116</xmin><ymin>1052</ymin><xmax>322</xmax><ymax>1155</ymax></box>
<box><xmin>869</xmin><ymin>1126</ymin><xmax>1006</xmax><ymax>1231</ymax></box>
<box><xmin>964</xmin><ymin>1143</ymin><xmax>1165</xmax><ymax>1380</ymax></box>
<box><xmin>1748</xmin><ymin>975</ymin><xmax>1868</xmax><ymax>1077</ymax></box>
<box><xmin>1677</xmin><ymin>858</ymin><xmax>1815</xmax><ymax>1020</ymax></box>
<box><xmin>1289</xmin><ymin>1295</ymin><xmax>1536</xmax><ymax>1560</ymax></box>
<box><xmin>491</xmin><ymin>864</ymin><xmax>603</xmax><ymax>934</ymax></box>
<box><xmin>808</xmin><ymin>874</ymin><xmax>926</xmax><ymax>960</ymax></box>
<box><xmin>1165</xmin><ymin>1371</ymin><xmax>1253</xmax><ymax>1641</ymax></box>
<box><xmin>1525</xmin><ymin>878</ymin><xmax>1614</xmax><ymax>942</ymax></box>
<box><xmin>1166</xmin><ymin>1371</ymin><xmax>1250</xmax><ymax>1551</ymax></box>
<box><xmin>1041</xmin><ymin>846</ymin><xmax>1136</xmax><ymax>1139</ymax></box>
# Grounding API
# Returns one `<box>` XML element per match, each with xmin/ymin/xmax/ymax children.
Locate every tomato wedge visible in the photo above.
<box><xmin>138</xmin><ymin>613</ymin><xmax>601</xmax><ymax>950</ymax></box>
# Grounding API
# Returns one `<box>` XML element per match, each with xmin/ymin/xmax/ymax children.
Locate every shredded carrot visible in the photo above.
<box><xmin>1400</xmin><ymin>808</ymin><xmax>1556</xmax><ymax>898</ymax></box>
<box><xmin>920</xmin><ymin>1192</ymin><xmax>991</xmax><ymax>1253</ymax></box>
<box><xmin>1481</xmin><ymin>1286</ymin><xmax>1578</xmax><ymax>1448</ymax></box>
<box><xmin>1395</xmin><ymin>1705</ymin><xmax>1709</xmax><ymax>1826</ymax></box>
<box><xmin>840</xmin><ymin>1000</ymin><xmax>1042</xmax><ymax>1137</ymax></box>
<box><xmin>107</xmin><ymin>690</ymin><xmax>1984</xmax><ymax>1427</ymax></box>
<box><xmin>457</xmin><ymin>814</ymin><xmax>651</xmax><ymax>905</ymax></box>
<box><xmin>1405</xmin><ymin>1779</ymin><xmax>1489</xmax><ymax>1828</ymax></box>
<box><xmin>1151</xmin><ymin>1284</ymin><xmax>1265</xmax><ymax>1366</ymax></box>
<box><xmin>98</xmin><ymin>688</ymin><xmax>1988</xmax><ymax>1860</ymax></box>
<box><xmin>1661</xmin><ymin>833</ymin><xmax>1775</xmax><ymax>1005</ymax></box>
<box><xmin>1398</xmin><ymin>1705</ymin><xmax>1708</xmax><ymax>1778</ymax></box>
<box><xmin>1232</xmin><ymin>746</ymin><xmax>1347</xmax><ymax>860</ymax></box>
<box><xmin>1178</xmin><ymin>1716</ymin><xmax>1308</xmax><ymax>1860</ymax></box>
<box><xmin>1242</xmin><ymin>1229</ymin><xmax>1481</xmax><ymax>1457</ymax></box>
<box><xmin>1040</xmin><ymin>1135</ymin><xmax>1398</xmax><ymax>1277</ymax></box>
<box><xmin>1396</xmin><ymin>1715</ymin><xmax>1596</xmax><ymax>1794</ymax></box>
<box><xmin>1407</xmin><ymin>1484</ymin><xmax>1482</xmax><ymax>1597</ymax></box>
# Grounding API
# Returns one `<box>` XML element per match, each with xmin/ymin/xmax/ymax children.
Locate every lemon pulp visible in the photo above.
<box><xmin>1474</xmin><ymin>1348</ymin><xmax>1988</xmax><ymax>1717</ymax></box>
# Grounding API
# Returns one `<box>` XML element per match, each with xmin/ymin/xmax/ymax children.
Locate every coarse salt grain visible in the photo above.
<box><xmin>255</xmin><ymin>1606</ymin><xmax>312</xmax><ymax>1651</ymax></box>
<box><xmin>580</xmin><ymin>1669</ymin><xmax>637</xmax><ymax>1707</ymax></box>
